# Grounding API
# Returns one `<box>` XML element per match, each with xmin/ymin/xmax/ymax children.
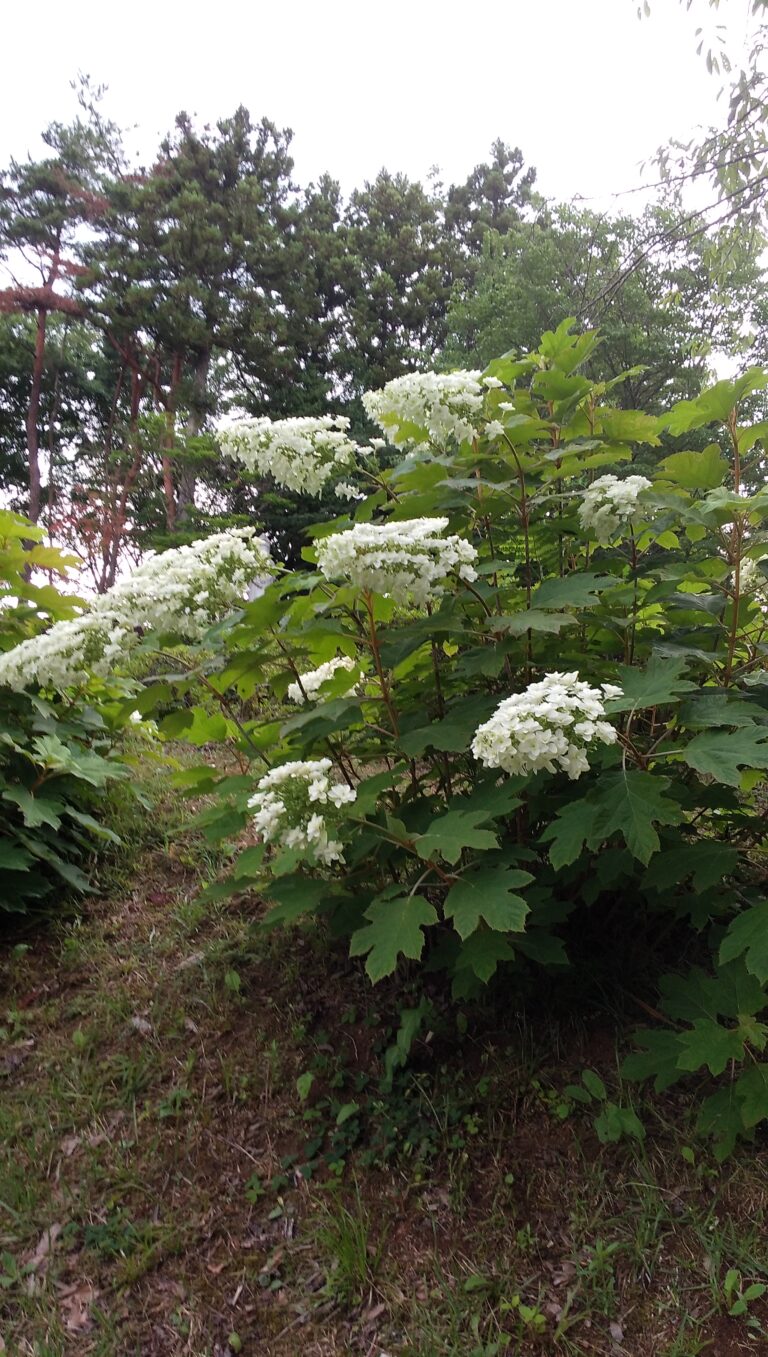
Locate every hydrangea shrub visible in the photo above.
<box><xmin>10</xmin><ymin>321</ymin><xmax>768</xmax><ymax>1156</ymax></box>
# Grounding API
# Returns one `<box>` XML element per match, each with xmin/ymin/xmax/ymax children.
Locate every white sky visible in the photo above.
<box><xmin>0</xmin><ymin>0</ymin><xmax>753</xmax><ymax>207</ymax></box>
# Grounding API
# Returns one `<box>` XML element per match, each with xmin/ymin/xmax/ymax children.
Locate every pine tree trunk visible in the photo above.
<box><xmin>26</xmin><ymin>307</ymin><xmax>47</xmax><ymax>524</ymax></box>
<box><xmin>161</xmin><ymin>355</ymin><xmax>183</xmax><ymax>532</ymax></box>
<box><xmin>176</xmin><ymin>349</ymin><xmax>211</xmax><ymax>522</ymax></box>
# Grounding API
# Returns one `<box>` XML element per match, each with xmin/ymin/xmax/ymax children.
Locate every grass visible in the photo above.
<box><xmin>2</xmin><ymin>767</ymin><xmax>768</xmax><ymax>1354</ymax></box>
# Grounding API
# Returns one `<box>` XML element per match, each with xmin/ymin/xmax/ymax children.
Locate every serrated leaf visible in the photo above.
<box><xmin>491</xmin><ymin>611</ymin><xmax>578</xmax><ymax>636</ymax></box>
<box><xmin>349</xmin><ymin>893</ymin><xmax>437</xmax><ymax>982</ymax></box>
<box><xmin>678</xmin><ymin>692</ymin><xmax>762</xmax><ymax>729</ymax></box>
<box><xmin>660</xmin><ymin>960</ymin><xmax>767</xmax><ymax>1024</ymax></box>
<box><xmin>232</xmin><ymin>845</ymin><xmax>266</xmax><ymax>879</ymax></box>
<box><xmin>736</xmin><ymin>1063</ymin><xmax>768</xmax><ymax>1129</ymax></box>
<box><xmin>684</xmin><ymin>727</ymin><xmax>768</xmax><ymax>786</ymax></box>
<box><xmin>444</xmin><ymin>866</ymin><xmax>531</xmax><ymax>940</ymax></box>
<box><xmin>676</xmin><ymin>1018</ymin><xmax>745</xmax><ymax>1075</ymax></box>
<box><xmin>664</xmin><ymin>370</ymin><xmax>768</xmax><ymax>435</ymax></box>
<box><xmin>0</xmin><ymin>842</ymin><xmax>33</xmax><ymax>871</ymax></box>
<box><xmin>588</xmin><ymin>771</ymin><xmax>683</xmax><ymax>864</ymax></box>
<box><xmin>2</xmin><ymin>788</ymin><xmax>63</xmax><ymax>830</ymax></box>
<box><xmin>159</xmin><ymin>707</ymin><xmax>232</xmax><ymax>745</ymax></box>
<box><xmin>514</xmin><ymin>930</ymin><xmax>569</xmax><ymax>966</ymax></box>
<box><xmin>720</xmin><ymin>900</ymin><xmax>768</xmax><ymax>984</ymax></box>
<box><xmin>260</xmin><ymin>874</ymin><xmax>326</xmax><ymax>928</ymax></box>
<box><xmin>696</xmin><ymin>1086</ymin><xmax>742</xmax><ymax>1160</ymax></box>
<box><xmin>354</xmin><ymin>765</ymin><xmax>407</xmax><ymax>816</ymax></box>
<box><xmin>623</xmin><ymin>1029</ymin><xmax>686</xmax><ymax>1091</ymax></box>
<box><xmin>416</xmin><ymin>810</ymin><xmax>499</xmax><ymax>864</ymax></box>
<box><xmin>656</xmin><ymin>445</ymin><xmax>727</xmax><ymax>490</ymax></box>
<box><xmin>399</xmin><ymin>697</ymin><xmax>498</xmax><ymax>757</ymax></box>
<box><xmin>643</xmin><ymin>840</ymin><xmax>739</xmax><ymax>893</ymax></box>
<box><xmin>454</xmin><ymin>929</ymin><xmax>516</xmax><ymax>982</ymax></box>
<box><xmin>607</xmin><ymin>656</ymin><xmax>696</xmax><ymax>712</ymax></box>
<box><xmin>448</xmin><ymin>780</ymin><xmax>525</xmax><ymax>823</ymax></box>
<box><xmin>540</xmin><ymin>798</ymin><xmax>597</xmax><ymax>869</ymax></box>
<box><xmin>597</xmin><ymin>408</ymin><xmax>661</xmax><ymax>444</ymax></box>
<box><xmin>532</xmin><ymin>573</ymin><xmax>610</xmax><ymax>609</ymax></box>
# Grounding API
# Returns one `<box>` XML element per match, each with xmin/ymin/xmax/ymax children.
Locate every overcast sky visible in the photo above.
<box><xmin>1</xmin><ymin>0</ymin><xmax>752</xmax><ymax>207</ymax></box>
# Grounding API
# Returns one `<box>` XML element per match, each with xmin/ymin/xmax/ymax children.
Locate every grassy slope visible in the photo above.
<box><xmin>1</xmin><ymin>777</ymin><xmax>768</xmax><ymax>1356</ymax></box>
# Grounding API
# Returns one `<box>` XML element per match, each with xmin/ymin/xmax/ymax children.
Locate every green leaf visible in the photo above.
<box><xmin>450</xmin><ymin>778</ymin><xmax>525</xmax><ymax>821</ymax></box>
<box><xmin>643</xmin><ymin>840</ymin><xmax>738</xmax><ymax>894</ymax></box>
<box><xmin>514</xmin><ymin>930</ymin><xmax>569</xmax><ymax>966</ymax></box>
<box><xmin>0</xmin><ymin>842</ymin><xmax>33</xmax><ymax>871</ymax></box>
<box><xmin>607</xmin><ymin>656</ymin><xmax>696</xmax><ymax>712</ymax></box>
<box><xmin>720</xmin><ymin>901</ymin><xmax>768</xmax><ymax>984</ymax></box>
<box><xmin>664</xmin><ymin>370</ymin><xmax>768</xmax><ymax>434</ymax></box>
<box><xmin>335</xmin><ymin>1101</ymin><xmax>359</xmax><ymax>1126</ymax></box>
<box><xmin>354</xmin><ymin>765</ymin><xmax>407</xmax><ymax>816</ymax></box>
<box><xmin>63</xmin><ymin>808</ymin><xmax>121</xmax><ymax>844</ymax></box>
<box><xmin>383</xmin><ymin>1000</ymin><xmax>432</xmax><ymax>1086</ymax></box>
<box><xmin>349</xmin><ymin>892</ymin><xmax>438</xmax><ymax>982</ymax></box>
<box><xmin>296</xmin><ymin>1072</ymin><xmax>314</xmax><ymax>1102</ymax></box>
<box><xmin>676</xmin><ymin>1019</ymin><xmax>744</xmax><ymax>1075</ymax></box>
<box><xmin>678</xmin><ymin>691</ymin><xmax>763</xmax><ymax>729</ymax></box>
<box><xmin>454</xmin><ymin>929</ymin><xmax>516</xmax><ymax>982</ymax></box>
<box><xmin>159</xmin><ymin>707</ymin><xmax>232</xmax><ymax>744</ymax></box>
<box><xmin>532</xmin><ymin>573</ymin><xmax>610</xmax><ymax>609</ymax></box>
<box><xmin>656</xmin><ymin>445</ymin><xmax>727</xmax><ymax>490</ymax></box>
<box><xmin>622</xmin><ymin>1029</ymin><xmax>687</xmax><ymax>1092</ymax></box>
<box><xmin>47</xmin><ymin>858</ymin><xmax>93</xmax><ymax>892</ymax></box>
<box><xmin>169</xmin><ymin>765</ymin><xmax>220</xmax><ymax>793</ymax></box>
<box><xmin>232</xmin><ymin>845</ymin><xmax>266</xmax><ymax>879</ymax></box>
<box><xmin>594</xmin><ymin>1103</ymin><xmax>645</xmax><ymax>1143</ymax></box>
<box><xmin>539</xmin><ymin>798</ymin><xmax>597</xmax><ymax>869</ymax></box>
<box><xmin>415</xmin><ymin>810</ymin><xmax>500</xmax><ymax>864</ymax></box>
<box><xmin>696</xmin><ymin>1087</ymin><xmax>742</xmax><ymax>1160</ymax></box>
<box><xmin>596</xmin><ymin>408</ymin><xmax>661</xmax><ymax>445</ymax></box>
<box><xmin>582</xmin><ymin>1070</ymin><xmax>607</xmax><ymax>1101</ymax></box>
<box><xmin>444</xmin><ymin>866</ymin><xmax>532</xmax><ymax>940</ymax></box>
<box><xmin>399</xmin><ymin>697</ymin><xmax>498</xmax><ymax>756</ymax></box>
<box><xmin>491</xmin><ymin>611</ymin><xmax>578</xmax><ymax>636</ymax></box>
<box><xmin>660</xmin><ymin>960</ymin><xmax>766</xmax><ymax>1024</ymax></box>
<box><xmin>683</xmin><ymin>727</ymin><xmax>768</xmax><ymax>786</ymax></box>
<box><xmin>588</xmin><ymin>771</ymin><xmax>683</xmax><ymax>864</ymax></box>
<box><xmin>260</xmin><ymin>875</ymin><xmax>324</xmax><ymax>928</ymax></box>
<box><xmin>2</xmin><ymin>788</ymin><xmax>63</xmax><ymax>830</ymax></box>
<box><xmin>736</xmin><ymin>1063</ymin><xmax>768</xmax><ymax>1129</ymax></box>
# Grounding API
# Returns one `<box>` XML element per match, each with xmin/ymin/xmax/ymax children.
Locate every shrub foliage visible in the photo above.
<box><xmin>0</xmin><ymin>512</ymin><xmax>134</xmax><ymax>913</ymax></box>
<box><xmin>9</xmin><ymin>322</ymin><xmax>768</xmax><ymax>1157</ymax></box>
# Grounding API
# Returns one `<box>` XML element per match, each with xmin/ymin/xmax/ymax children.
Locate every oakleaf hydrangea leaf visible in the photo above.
<box><xmin>444</xmin><ymin>867</ymin><xmax>531</xmax><ymax>940</ymax></box>
<box><xmin>720</xmin><ymin>901</ymin><xmax>768</xmax><ymax>984</ymax></box>
<box><xmin>676</xmin><ymin>1019</ymin><xmax>745</xmax><ymax>1075</ymax></box>
<box><xmin>416</xmin><ymin>810</ymin><xmax>499</xmax><ymax>864</ymax></box>
<box><xmin>606</xmin><ymin>656</ymin><xmax>696</xmax><ymax>712</ymax></box>
<box><xmin>588</xmin><ymin>771</ymin><xmax>683</xmax><ymax>864</ymax></box>
<box><xmin>683</xmin><ymin>728</ymin><xmax>768</xmax><ymax>787</ymax></box>
<box><xmin>350</xmin><ymin>893</ymin><xmax>438</xmax><ymax>983</ymax></box>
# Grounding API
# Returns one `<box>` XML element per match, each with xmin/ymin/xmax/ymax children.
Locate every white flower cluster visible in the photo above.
<box><xmin>219</xmin><ymin>414</ymin><xmax>365</xmax><ymax>498</ymax></box>
<box><xmin>578</xmin><ymin>474</ymin><xmax>652</xmax><ymax>543</ymax></box>
<box><xmin>315</xmin><ymin>517</ymin><xmax>478</xmax><ymax>606</ymax></box>
<box><xmin>0</xmin><ymin>528</ymin><xmax>272</xmax><ymax>692</ymax></box>
<box><xmin>287</xmin><ymin>655</ymin><xmax>361</xmax><ymax>705</ymax></box>
<box><xmin>248</xmin><ymin>757</ymin><xmax>357</xmax><ymax>865</ymax></box>
<box><xmin>471</xmin><ymin>672</ymin><xmax>622</xmax><ymax>781</ymax></box>
<box><xmin>363</xmin><ymin>370</ymin><xmax>484</xmax><ymax>450</ymax></box>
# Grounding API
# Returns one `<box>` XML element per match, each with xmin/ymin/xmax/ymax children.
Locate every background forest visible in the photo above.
<box><xmin>2</xmin><ymin>75</ymin><xmax>765</xmax><ymax>576</ymax></box>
